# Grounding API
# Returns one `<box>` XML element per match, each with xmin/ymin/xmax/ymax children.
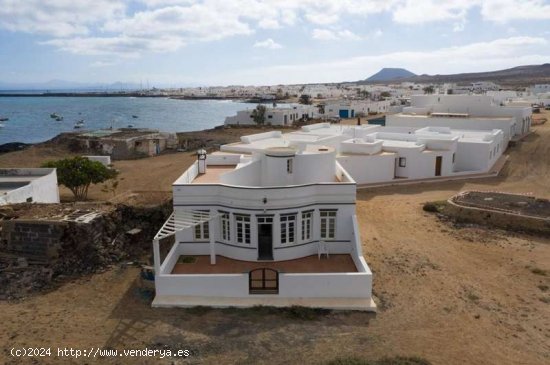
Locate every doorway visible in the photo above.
<box><xmin>257</xmin><ymin>217</ymin><xmax>273</xmax><ymax>260</ymax></box>
<box><xmin>435</xmin><ymin>156</ymin><xmax>442</xmax><ymax>176</ymax></box>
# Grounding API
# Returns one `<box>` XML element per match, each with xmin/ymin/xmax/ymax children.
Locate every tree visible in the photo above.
<box><xmin>299</xmin><ymin>94</ymin><xmax>312</xmax><ymax>105</ymax></box>
<box><xmin>250</xmin><ymin>104</ymin><xmax>267</xmax><ymax>125</ymax></box>
<box><xmin>380</xmin><ymin>91</ymin><xmax>391</xmax><ymax>98</ymax></box>
<box><xmin>423</xmin><ymin>86</ymin><xmax>435</xmax><ymax>94</ymax></box>
<box><xmin>42</xmin><ymin>157</ymin><xmax>119</xmax><ymax>201</ymax></box>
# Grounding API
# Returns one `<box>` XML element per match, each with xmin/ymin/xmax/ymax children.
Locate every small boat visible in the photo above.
<box><xmin>74</xmin><ymin>120</ymin><xmax>84</xmax><ymax>129</ymax></box>
<box><xmin>50</xmin><ymin>113</ymin><xmax>60</xmax><ymax>119</ymax></box>
<box><xmin>0</xmin><ymin>117</ymin><xmax>8</xmax><ymax>122</ymax></box>
<box><xmin>127</xmin><ymin>124</ymin><xmax>134</xmax><ymax>128</ymax></box>
<box><xmin>55</xmin><ymin>116</ymin><xmax>63</xmax><ymax>121</ymax></box>
<box><xmin>132</xmin><ymin>115</ymin><xmax>138</xmax><ymax>119</ymax></box>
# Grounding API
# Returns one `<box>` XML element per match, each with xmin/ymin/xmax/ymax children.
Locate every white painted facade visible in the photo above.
<box><xmin>224</xmin><ymin>105</ymin><xmax>317</xmax><ymax>126</ymax></box>
<box><xmin>387</xmin><ymin>94</ymin><xmax>532</xmax><ymax>142</ymax></box>
<box><xmin>220</xmin><ymin>122</ymin><xmax>506</xmax><ymax>186</ymax></box>
<box><xmin>0</xmin><ymin>168</ymin><xmax>60</xmax><ymax>205</ymax></box>
<box><xmin>153</xmin><ymin>144</ymin><xmax>376</xmax><ymax>311</ymax></box>
<box><xmin>322</xmin><ymin>100</ymin><xmax>391</xmax><ymax>118</ymax></box>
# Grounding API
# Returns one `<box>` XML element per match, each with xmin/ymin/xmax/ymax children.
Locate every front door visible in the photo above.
<box><xmin>435</xmin><ymin>156</ymin><xmax>442</xmax><ymax>176</ymax></box>
<box><xmin>257</xmin><ymin>218</ymin><xmax>273</xmax><ymax>260</ymax></box>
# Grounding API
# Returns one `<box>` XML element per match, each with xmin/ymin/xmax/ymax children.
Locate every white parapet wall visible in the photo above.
<box><xmin>0</xmin><ymin>168</ymin><xmax>59</xmax><ymax>205</ymax></box>
<box><xmin>84</xmin><ymin>155</ymin><xmax>111</xmax><ymax>166</ymax></box>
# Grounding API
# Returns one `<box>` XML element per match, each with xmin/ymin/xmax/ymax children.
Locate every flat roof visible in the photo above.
<box><xmin>192</xmin><ymin>165</ymin><xmax>236</xmax><ymax>184</ymax></box>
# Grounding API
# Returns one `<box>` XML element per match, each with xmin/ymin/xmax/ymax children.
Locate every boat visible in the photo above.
<box><xmin>50</xmin><ymin>113</ymin><xmax>60</xmax><ymax>119</ymax></box>
<box><xmin>127</xmin><ymin>124</ymin><xmax>134</xmax><ymax>128</ymax></box>
<box><xmin>55</xmin><ymin>116</ymin><xmax>63</xmax><ymax>121</ymax></box>
<box><xmin>132</xmin><ymin>115</ymin><xmax>138</xmax><ymax>118</ymax></box>
<box><xmin>74</xmin><ymin>120</ymin><xmax>84</xmax><ymax>129</ymax></box>
<box><xmin>0</xmin><ymin>117</ymin><xmax>8</xmax><ymax>122</ymax></box>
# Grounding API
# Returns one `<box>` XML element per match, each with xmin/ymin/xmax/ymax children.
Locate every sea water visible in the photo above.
<box><xmin>0</xmin><ymin>96</ymin><xmax>259</xmax><ymax>144</ymax></box>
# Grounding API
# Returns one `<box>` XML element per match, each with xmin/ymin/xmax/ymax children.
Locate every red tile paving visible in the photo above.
<box><xmin>171</xmin><ymin>254</ymin><xmax>357</xmax><ymax>274</ymax></box>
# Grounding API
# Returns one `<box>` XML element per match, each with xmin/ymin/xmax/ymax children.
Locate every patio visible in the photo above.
<box><xmin>171</xmin><ymin>254</ymin><xmax>358</xmax><ymax>274</ymax></box>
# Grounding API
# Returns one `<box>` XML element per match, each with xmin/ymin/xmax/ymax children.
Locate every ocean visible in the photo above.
<box><xmin>0</xmin><ymin>96</ymin><xmax>262</xmax><ymax>145</ymax></box>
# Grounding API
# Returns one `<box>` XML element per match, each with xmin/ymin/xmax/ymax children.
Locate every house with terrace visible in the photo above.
<box><xmin>220</xmin><ymin>123</ymin><xmax>506</xmax><ymax>186</ymax></box>
<box><xmin>152</xmin><ymin>144</ymin><xmax>376</xmax><ymax>311</ymax></box>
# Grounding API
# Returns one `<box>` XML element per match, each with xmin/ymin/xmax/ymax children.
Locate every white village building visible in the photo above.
<box><xmin>321</xmin><ymin>100</ymin><xmax>391</xmax><ymax>119</ymax></box>
<box><xmin>220</xmin><ymin>123</ymin><xmax>507</xmax><ymax>186</ymax></box>
<box><xmin>386</xmin><ymin>94</ymin><xmax>532</xmax><ymax>144</ymax></box>
<box><xmin>0</xmin><ymin>168</ymin><xmax>59</xmax><ymax>205</ymax></box>
<box><xmin>224</xmin><ymin>105</ymin><xmax>317</xmax><ymax>126</ymax></box>
<box><xmin>152</xmin><ymin>144</ymin><xmax>376</xmax><ymax>311</ymax></box>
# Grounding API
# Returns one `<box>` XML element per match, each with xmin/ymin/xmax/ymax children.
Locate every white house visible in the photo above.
<box><xmin>152</xmin><ymin>143</ymin><xmax>376</xmax><ymax>311</ymax></box>
<box><xmin>0</xmin><ymin>168</ymin><xmax>60</xmax><ymax>205</ymax></box>
<box><xmin>321</xmin><ymin>100</ymin><xmax>391</xmax><ymax>118</ymax></box>
<box><xmin>224</xmin><ymin>105</ymin><xmax>317</xmax><ymax>126</ymax></box>
<box><xmin>386</xmin><ymin>94</ymin><xmax>532</xmax><ymax>143</ymax></box>
<box><xmin>220</xmin><ymin>123</ymin><xmax>506</xmax><ymax>186</ymax></box>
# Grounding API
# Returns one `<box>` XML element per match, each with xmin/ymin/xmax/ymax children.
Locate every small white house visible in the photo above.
<box><xmin>152</xmin><ymin>144</ymin><xmax>376</xmax><ymax>311</ymax></box>
<box><xmin>224</xmin><ymin>105</ymin><xmax>316</xmax><ymax>126</ymax></box>
<box><xmin>0</xmin><ymin>168</ymin><xmax>60</xmax><ymax>205</ymax></box>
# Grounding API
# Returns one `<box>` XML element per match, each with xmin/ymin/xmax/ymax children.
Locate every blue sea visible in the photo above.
<box><xmin>0</xmin><ymin>96</ymin><xmax>260</xmax><ymax>145</ymax></box>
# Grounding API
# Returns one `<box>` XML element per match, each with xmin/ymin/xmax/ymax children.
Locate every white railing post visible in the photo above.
<box><xmin>210</xmin><ymin>214</ymin><xmax>217</xmax><ymax>265</ymax></box>
<box><xmin>153</xmin><ymin>238</ymin><xmax>161</xmax><ymax>274</ymax></box>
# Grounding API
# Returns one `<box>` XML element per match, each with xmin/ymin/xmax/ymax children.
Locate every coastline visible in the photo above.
<box><xmin>0</xmin><ymin>92</ymin><xmax>289</xmax><ymax>104</ymax></box>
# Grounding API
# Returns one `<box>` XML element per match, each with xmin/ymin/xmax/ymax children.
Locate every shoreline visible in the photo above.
<box><xmin>0</xmin><ymin>92</ymin><xmax>289</xmax><ymax>104</ymax></box>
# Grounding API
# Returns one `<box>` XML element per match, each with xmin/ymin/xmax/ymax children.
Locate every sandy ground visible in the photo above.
<box><xmin>0</xmin><ymin>113</ymin><xmax>549</xmax><ymax>364</ymax></box>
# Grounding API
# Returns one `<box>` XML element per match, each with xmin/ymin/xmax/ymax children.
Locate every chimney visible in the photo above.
<box><xmin>197</xmin><ymin>149</ymin><xmax>207</xmax><ymax>174</ymax></box>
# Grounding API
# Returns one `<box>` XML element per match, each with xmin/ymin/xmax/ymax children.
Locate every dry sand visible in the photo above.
<box><xmin>0</xmin><ymin>113</ymin><xmax>549</xmax><ymax>364</ymax></box>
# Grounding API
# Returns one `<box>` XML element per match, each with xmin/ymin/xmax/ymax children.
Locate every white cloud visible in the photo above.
<box><xmin>42</xmin><ymin>35</ymin><xmax>186</xmax><ymax>57</ymax></box>
<box><xmin>90</xmin><ymin>60</ymin><xmax>117</xmax><ymax>68</ymax></box>
<box><xmin>2</xmin><ymin>0</ymin><xmax>549</xmax><ymax>58</ymax></box>
<box><xmin>0</xmin><ymin>0</ymin><xmax>125</xmax><ymax>37</ymax></box>
<box><xmin>253</xmin><ymin>38</ymin><xmax>282</xmax><ymax>49</ymax></box>
<box><xmin>312</xmin><ymin>28</ymin><xmax>361</xmax><ymax>41</ymax></box>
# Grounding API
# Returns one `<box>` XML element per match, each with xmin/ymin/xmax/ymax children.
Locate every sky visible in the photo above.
<box><xmin>0</xmin><ymin>0</ymin><xmax>549</xmax><ymax>87</ymax></box>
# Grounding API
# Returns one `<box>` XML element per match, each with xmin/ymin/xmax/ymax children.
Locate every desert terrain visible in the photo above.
<box><xmin>0</xmin><ymin>113</ymin><xmax>549</xmax><ymax>365</ymax></box>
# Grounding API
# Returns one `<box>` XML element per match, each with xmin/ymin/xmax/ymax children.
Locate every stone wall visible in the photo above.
<box><xmin>445</xmin><ymin>199</ymin><xmax>550</xmax><ymax>236</ymax></box>
<box><xmin>2</xmin><ymin>220</ymin><xmax>67</xmax><ymax>262</ymax></box>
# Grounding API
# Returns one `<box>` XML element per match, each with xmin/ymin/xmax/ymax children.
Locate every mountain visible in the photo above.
<box><xmin>365</xmin><ymin>68</ymin><xmax>416</xmax><ymax>82</ymax></box>
<box><xmin>360</xmin><ymin>64</ymin><xmax>550</xmax><ymax>86</ymax></box>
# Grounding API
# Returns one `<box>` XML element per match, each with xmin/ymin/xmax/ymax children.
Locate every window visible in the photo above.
<box><xmin>193</xmin><ymin>211</ymin><xmax>210</xmax><ymax>240</ymax></box>
<box><xmin>287</xmin><ymin>158</ymin><xmax>293</xmax><ymax>174</ymax></box>
<box><xmin>320</xmin><ymin>210</ymin><xmax>336</xmax><ymax>240</ymax></box>
<box><xmin>301</xmin><ymin>211</ymin><xmax>313</xmax><ymax>241</ymax></box>
<box><xmin>452</xmin><ymin>153</ymin><xmax>456</xmax><ymax>163</ymax></box>
<box><xmin>399</xmin><ymin>157</ymin><xmax>407</xmax><ymax>167</ymax></box>
<box><xmin>220</xmin><ymin>211</ymin><xmax>230</xmax><ymax>242</ymax></box>
<box><xmin>268</xmin><ymin>115</ymin><xmax>273</xmax><ymax>119</ymax></box>
<box><xmin>235</xmin><ymin>214</ymin><xmax>251</xmax><ymax>244</ymax></box>
<box><xmin>280</xmin><ymin>214</ymin><xmax>296</xmax><ymax>244</ymax></box>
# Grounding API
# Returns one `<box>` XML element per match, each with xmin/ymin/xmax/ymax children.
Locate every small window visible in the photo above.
<box><xmin>280</xmin><ymin>214</ymin><xmax>296</xmax><ymax>244</ymax></box>
<box><xmin>26</xmin><ymin>197</ymin><xmax>33</xmax><ymax>203</ymax></box>
<box><xmin>193</xmin><ymin>211</ymin><xmax>210</xmax><ymax>241</ymax></box>
<box><xmin>287</xmin><ymin>158</ymin><xmax>293</xmax><ymax>174</ymax></box>
<box><xmin>268</xmin><ymin>115</ymin><xmax>273</xmax><ymax>119</ymax></box>
<box><xmin>452</xmin><ymin>153</ymin><xmax>456</xmax><ymax>163</ymax></box>
<box><xmin>320</xmin><ymin>210</ymin><xmax>336</xmax><ymax>240</ymax></box>
<box><xmin>301</xmin><ymin>211</ymin><xmax>313</xmax><ymax>241</ymax></box>
<box><xmin>220</xmin><ymin>211</ymin><xmax>230</xmax><ymax>242</ymax></box>
<box><xmin>399</xmin><ymin>157</ymin><xmax>406</xmax><ymax>167</ymax></box>
<box><xmin>235</xmin><ymin>214</ymin><xmax>251</xmax><ymax>244</ymax></box>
